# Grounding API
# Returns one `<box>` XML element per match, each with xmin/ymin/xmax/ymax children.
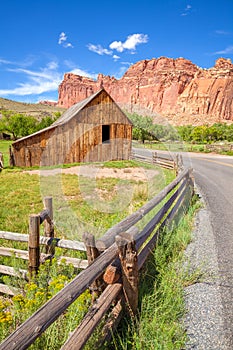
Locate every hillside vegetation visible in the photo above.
<box><xmin>0</xmin><ymin>97</ymin><xmax>65</xmax><ymax>120</ymax></box>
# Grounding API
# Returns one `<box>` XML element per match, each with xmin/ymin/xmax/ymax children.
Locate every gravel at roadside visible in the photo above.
<box><xmin>184</xmin><ymin>188</ymin><xmax>231</xmax><ymax>350</ymax></box>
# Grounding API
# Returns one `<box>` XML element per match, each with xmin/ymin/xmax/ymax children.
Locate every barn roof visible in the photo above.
<box><xmin>12</xmin><ymin>88</ymin><xmax>132</xmax><ymax>144</ymax></box>
<box><xmin>52</xmin><ymin>89</ymin><xmax>103</xmax><ymax>127</ymax></box>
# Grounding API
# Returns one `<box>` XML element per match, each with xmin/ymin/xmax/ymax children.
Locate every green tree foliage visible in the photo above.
<box><xmin>127</xmin><ymin>112</ymin><xmax>233</xmax><ymax>144</ymax></box>
<box><xmin>127</xmin><ymin>112</ymin><xmax>179</xmax><ymax>142</ymax></box>
<box><xmin>0</xmin><ymin>113</ymin><xmax>37</xmax><ymax>139</ymax></box>
<box><xmin>177</xmin><ymin>123</ymin><xmax>233</xmax><ymax>143</ymax></box>
<box><xmin>0</xmin><ymin>112</ymin><xmax>59</xmax><ymax>140</ymax></box>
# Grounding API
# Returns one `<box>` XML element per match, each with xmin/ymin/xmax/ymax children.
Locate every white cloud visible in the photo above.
<box><xmin>113</xmin><ymin>55</ymin><xmax>120</xmax><ymax>61</ymax></box>
<box><xmin>0</xmin><ymin>64</ymin><xmax>62</xmax><ymax>96</ymax></box>
<box><xmin>109</xmin><ymin>33</ymin><xmax>148</xmax><ymax>53</ymax></box>
<box><xmin>0</xmin><ymin>58</ymin><xmax>12</xmax><ymax>64</ymax></box>
<box><xmin>213</xmin><ymin>45</ymin><xmax>233</xmax><ymax>54</ymax></box>
<box><xmin>58</xmin><ymin>32</ymin><xmax>74</xmax><ymax>48</ymax></box>
<box><xmin>47</xmin><ymin>61</ymin><xmax>58</xmax><ymax>70</ymax></box>
<box><xmin>87</xmin><ymin>44</ymin><xmax>112</xmax><ymax>55</ymax></box>
<box><xmin>58</xmin><ymin>32</ymin><xmax>66</xmax><ymax>44</ymax></box>
<box><xmin>215</xmin><ymin>30</ymin><xmax>230</xmax><ymax>36</ymax></box>
<box><xmin>70</xmin><ymin>68</ymin><xmax>98</xmax><ymax>80</ymax></box>
<box><xmin>113</xmin><ymin>66</ymin><xmax>129</xmax><ymax>79</ymax></box>
<box><xmin>181</xmin><ymin>4</ymin><xmax>192</xmax><ymax>16</ymax></box>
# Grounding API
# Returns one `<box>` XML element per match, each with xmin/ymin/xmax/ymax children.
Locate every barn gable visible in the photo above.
<box><xmin>12</xmin><ymin>89</ymin><xmax>132</xmax><ymax>167</ymax></box>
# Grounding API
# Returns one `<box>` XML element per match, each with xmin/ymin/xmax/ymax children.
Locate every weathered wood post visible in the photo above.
<box><xmin>115</xmin><ymin>232</ymin><xmax>138</xmax><ymax>316</ymax></box>
<box><xmin>43</xmin><ymin>196</ymin><xmax>54</xmax><ymax>255</ymax></box>
<box><xmin>175</xmin><ymin>154</ymin><xmax>178</xmax><ymax>175</ymax></box>
<box><xmin>0</xmin><ymin>152</ymin><xmax>3</xmax><ymax>171</ymax></box>
<box><xmin>28</xmin><ymin>214</ymin><xmax>40</xmax><ymax>278</ymax></box>
<box><xmin>188</xmin><ymin>168</ymin><xmax>195</xmax><ymax>197</ymax></box>
<box><xmin>9</xmin><ymin>146</ymin><xmax>15</xmax><ymax>167</ymax></box>
<box><xmin>82</xmin><ymin>232</ymin><xmax>105</xmax><ymax>300</ymax></box>
<box><xmin>152</xmin><ymin>151</ymin><xmax>157</xmax><ymax>164</ymax></box>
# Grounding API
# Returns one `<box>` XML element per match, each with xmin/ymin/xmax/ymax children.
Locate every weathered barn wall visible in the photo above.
<box><xmin>12</xmin><ymin>90</ymin><xmax>132</xmax><ymax>167</ymax></box>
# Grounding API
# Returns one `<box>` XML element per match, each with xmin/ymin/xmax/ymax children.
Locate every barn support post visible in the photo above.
<box><xmin>43</xmin><ymin>196</ymin><xmax>55</xmax><ymax>255</ymax></box>
<box><xmin>115</xmin><ymin>232</ymin><xmax>138</xmax><ymax>316</ymax></box>
<box><xmin>82</xmin><ymin>232</ymin><xmax>105</xmax><ymax>301</ymax></box>
<box><xmin>28</xmin><ymin>214</ymin><xmax>40</xmax><ymax>279</ymax></box>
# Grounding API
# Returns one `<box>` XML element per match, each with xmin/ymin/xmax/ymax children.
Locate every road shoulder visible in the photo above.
<box><xmin>184</xmin><ymin>187</ymin><xmax>230</xmax><ymax>350</ymax></box>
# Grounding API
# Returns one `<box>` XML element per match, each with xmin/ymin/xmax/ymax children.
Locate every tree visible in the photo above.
<box><xmin>36</xmin><ymin>116</ymin><xmax>58</xmax><ymax>131</ymax></box>
<box><xmin>0</xmin><ymin>113</ymin><xmax>37</xmax><ymax>139</ymax></box>
<box><xmin>0</xmin><ymin>112</ymin><xmax>58</xmax><ymax>140</ymax></box>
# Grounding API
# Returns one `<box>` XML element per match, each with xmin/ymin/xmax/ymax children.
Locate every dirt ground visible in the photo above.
<box><xmin>24</xmin><ymin>164</ymin><xmax>159</xmax><ymax>182</ymax></box>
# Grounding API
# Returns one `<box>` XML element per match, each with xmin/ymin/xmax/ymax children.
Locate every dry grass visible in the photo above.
<box><xmin>0</xmin><ymin>97</ymin><xmax>65</xmax><ymax>119</ymax></box>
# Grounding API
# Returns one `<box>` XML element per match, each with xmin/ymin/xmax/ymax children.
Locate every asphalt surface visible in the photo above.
<box><xmin>184</xmin><ymin>153</ymin><xmax>233</xmax><ymax>349</ymax></box>
<box><xmin>134</xmin><ymin>147</ymin><xmax>233</xmax><ymax>349</ymax></box>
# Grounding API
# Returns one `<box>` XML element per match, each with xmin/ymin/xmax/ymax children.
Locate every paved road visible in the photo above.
<box><xmin>185</xmin><ymin>152</ymin><xmax>233</xmax><ymax>348</ymax></box>
<box><xmin>134</xmin><ymin>147</ymin><xmax>233</xmax><ymax>348</ymax></box>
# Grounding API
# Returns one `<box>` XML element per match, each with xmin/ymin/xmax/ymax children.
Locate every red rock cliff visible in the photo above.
<box><xmin>58</xmin><ymin>57</ymin><xmax>233</xmax><ymax>125</ymax></box>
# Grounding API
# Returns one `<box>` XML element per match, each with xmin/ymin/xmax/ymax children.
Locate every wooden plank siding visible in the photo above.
<box><xmin>12</xmin><ymin>89</ymin><xmax>132</xmax><ymax>167</ymax></box>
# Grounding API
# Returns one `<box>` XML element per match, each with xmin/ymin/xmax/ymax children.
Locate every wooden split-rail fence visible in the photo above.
<box><xmin>0</xmin><ymin>166</ymin><xmax>193</xmax><ymax>350</ymax></box>
<box><xmin>0</xmin><ymin>197</ymin><xmax>87</xmax><ymax>296</ymax></box>
<box><xmin>131</xmin><ymin>150</ymin><xmax>184</xmax><ymax>173</ymax></box>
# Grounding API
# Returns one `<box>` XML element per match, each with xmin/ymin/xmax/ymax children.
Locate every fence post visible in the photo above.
<box><xmin>82</xmin><ymin>232</ymin><xmax>105</xmax><ymax>300</ymax></box>
<box><xmin>115</xmin><ymin>232</ymin><xmax>138</xmax><ymax>316</ymax></box>
<box><xmin>9</xmin><ymin>146</ymin><xmax>15</xmax><ymax>167</ymax></box>
<box><xmin>28</xmin><ymin>214</ymin><xmax>40</xmax><ymax>278</ymax></box>
<box><xmin>152</xmin><ymin>152</ymin><xmax>157</xmax><ymax>164</ymax></box>
<box><xmin>43</xmin><ymin>196</ymin><xmax>54</xmax><ymax>255</ymax></box>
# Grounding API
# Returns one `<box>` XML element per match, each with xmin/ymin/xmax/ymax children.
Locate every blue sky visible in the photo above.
<box><xmin>0</xmin><ymin>0</ymin><xmax>232</xmax><ymax>103</ymax></box>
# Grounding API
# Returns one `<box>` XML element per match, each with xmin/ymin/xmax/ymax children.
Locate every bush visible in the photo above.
<box><xmin>0</xmin><ymin>259</ymin><xmax>91</xmax><ymax>348</ymax></box>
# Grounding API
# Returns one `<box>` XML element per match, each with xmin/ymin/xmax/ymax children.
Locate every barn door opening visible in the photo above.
<box><xmin>102</xmin><ymin>125</ymin><xmax>110</xmax><ymax>143</ymax></box>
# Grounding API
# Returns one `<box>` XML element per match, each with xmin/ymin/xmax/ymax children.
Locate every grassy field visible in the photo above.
<box><xmin>0</xmin><ymin>141</ymin><xmax>200</xmax><ymax>349</ymax></box>
<box><xmin>134</xmin><ymin>140</ymin><xmax>233</xmax><ymax>156</ymax></box>
<box><xmin>0</xmin><ymin>156</ymin><xmax>176</xmax><ymax>346</ymax></box>
<box><xmin>0</xmin><ymin>140</ymin><xmax>12</xmax><ymax>167</ymax></box>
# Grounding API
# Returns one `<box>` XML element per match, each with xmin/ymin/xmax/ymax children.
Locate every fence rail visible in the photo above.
<box><xmin>131</xmin><ymin>150</ymin><xmax>184</xmax><ymax>173</ymax></box>
<box><xmin>0</xmin><ymin>197</ymin><xmax>88</xmax><ymax>296</ymax></box>
<box><xmin>0</xmin><ymin>165</ymin><xmax>194</xmax><ymax>350</ymax></box>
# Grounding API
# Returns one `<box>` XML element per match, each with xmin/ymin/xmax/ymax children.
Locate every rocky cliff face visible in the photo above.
<box><xmin>57</xmin><ymin>57</ymin><xmax>233</xmax><ymax>125</ymax></box>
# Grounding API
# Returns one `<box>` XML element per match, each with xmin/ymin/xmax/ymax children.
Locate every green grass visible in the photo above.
<box><xmin>109</xmin><ymin>195</ymin><xmax>202</xmax><ymax>350</ymax></box>
<box><xmin>133</xmin><ymin>140</ymin><xmax>233</xmax><ymax>155</ymax></box>
<box><xmin>2</xmin><ymin>158</ymin><xmax>195</xmax><ymax>349</ymax></box>
<box><xmin>0</xmin><ymin>140</ymin><xmax>13</xmax><ymax>167</ymax></box>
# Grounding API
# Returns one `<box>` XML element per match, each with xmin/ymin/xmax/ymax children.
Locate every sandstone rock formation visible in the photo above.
<box><xmin>38</xmin><ymin>100</ymin><xmax>57</xmax><ymax>107</ymax></box>
<box><xmin>57</xmin><ymin>57</ymin><xmax>233</xmax><ymax>125</ymax></box>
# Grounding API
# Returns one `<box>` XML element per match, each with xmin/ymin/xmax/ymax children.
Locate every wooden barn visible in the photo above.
<box><xmin>11</xmin><ymin>89</ymin><xmax>132</xmax><ymax>167</ymax></box>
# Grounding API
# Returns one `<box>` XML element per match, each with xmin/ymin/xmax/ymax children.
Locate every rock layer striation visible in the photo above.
<box><xmin>57</xmin><ymin>57</ymin><xmax>233</xmax><ymax>125</ymax></box>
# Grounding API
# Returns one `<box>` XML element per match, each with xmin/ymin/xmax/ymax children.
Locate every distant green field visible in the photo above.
<box><xmin>0</xmin><ymin>140</ymin><xmax>12</xmax><ymax>167</ymax></box>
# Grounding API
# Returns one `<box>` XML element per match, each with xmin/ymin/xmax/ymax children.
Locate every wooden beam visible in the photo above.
<box><xmin>43</xmin><ymin>196</ymin><xmax>54</xmax><ymax>255</ymax></box>
<box><xmin>0</xmin><ymin>243</ymin><xmax>118</xmax><ymax>350</ymax></box>
<box><xmin>115</xmin><ymin>232</ymin><xmax>138</xmax><ymax>316</ymax></box>
<box><xmin>0</xmin><ymin>283</ymin><xmax>18</xmax><ymax>296</ymax></box>
<box><xmin>0</xmin><ymin>247</ymin><xmax>29</xmax><ymax>260</ymax></box>
<box><xmin>61</xmin><ymin>283</ymin><xmax>122</xmax><ymax>350</ymax></box>
<box><xmin>96</xmin><ymin>168</ymin><xmax>191</xmax><ymax>250</ymax></box>
<box><xmin>58</xmin><ymin>256</ymin><xmax>88</xmax><ymax>269</ymax></box>
<box><xmin>96</xmin><ymin>298</ymin><xmax>123</xmax><ymax>347</ymax></box>
<box><xmin>0</xmin><ymin>231</ymin><xmax>86</xmax><ymax>251</ymax></box>
<box><xmin>82</xmin><ymin>232</ymin><xmax>104</xmax><ymax>300</ymax></box>
<box><xmin>0</xmin><ymin>264</ymin><xmax>28</xmax><ymax>280</ymax></box>
<box><xmin>28</xmin><ymin>214</ymin><xmax>40</xmax><ymax>278</ymax></box>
